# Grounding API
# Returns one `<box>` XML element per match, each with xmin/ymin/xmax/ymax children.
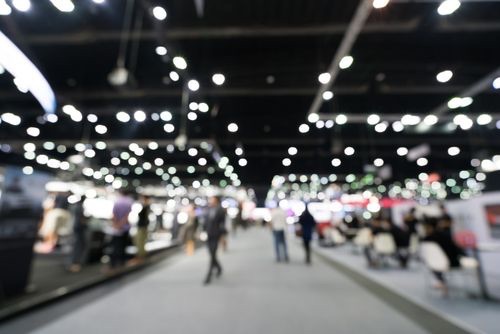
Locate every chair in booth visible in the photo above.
<box><xmin>331</xmin><ymin>228</ymin><xmax>346</xmax><ymax>246</ymax></box>
<box><xmin>373</xmin><ymin>233</ymin><xmax>397</xmax><ymax>266</ymax></box>
<box><xmin>419</xmin><ymin>241</ymin><xmax>479</xmax><ymax>297</ymax></box>
<box><xmin>353</xmin><ymin>228</ymin><xmax>373</xmax><ymax>253</ymax></box>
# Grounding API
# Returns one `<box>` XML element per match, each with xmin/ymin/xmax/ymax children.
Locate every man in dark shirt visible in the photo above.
<box><xmin>135</xmin><ymin>195</ymin><xmax>151</xmax><ymax>261</ymax></box>
<box><xmin>203</xmin><ymin>196</ymin><xmax>226</xmax><ymax>285</ymax></box>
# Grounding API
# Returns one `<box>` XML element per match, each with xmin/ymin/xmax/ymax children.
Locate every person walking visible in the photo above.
<box><xmin>203</xmin><ymin>196</ymin><xmax>226</xmax><ymax>285</ymax></box>
<box><xmin>270</xmin><ymin>206</ymin><xmax>289</xmax><ymax>263</ymax></box>
<box><xmin>69</xmin><ymin>195</ymin><xmax>87</xmax><ymax>273</ymax></box>
<box><xmin>298</xmin><ymin>206</ymin><xmax>316</xmax><ymax>265</ymax></box>
<box><xmin>109</xmin><ymin>190</ymin><xmax>133</xmax><ymax>270</ymax></box>
<box><xmin>134</xmin><ymin>195</ymin><xmax>151</xmax><ymax>263</ymax></box>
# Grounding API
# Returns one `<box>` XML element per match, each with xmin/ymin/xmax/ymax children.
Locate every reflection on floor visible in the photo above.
<box><xmin>313</xmin><ymin>243</ymin><xmax>500</xmax><ymax>334</ymax></box>
<box><xmin>0</xmin><ymin>228</ymin><xmax>479</xmax><ymax>334</ymax></box>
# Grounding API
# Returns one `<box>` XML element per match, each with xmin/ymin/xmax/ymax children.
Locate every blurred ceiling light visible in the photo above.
<box><xmin>375</xmin><ymin>122</ymin><xmax>388</xmax><ymax>133</ymax></box>
<box><xmin>322</xmin><ymin>90</ymin><xmax>334</xmax><ymax>100</ymax></box>
<box><xmin>373</xmin><ymin>0</ymin><xmax>390</xmax><ymax>9</ymax></box>
<box><xmin>423</xmin><ymin>114</ymin><xmax>439</xmax><ymax>126</ymax></box>
<box><xmin>447</xmin><ymin>97</ymin><xmax>462</xmax><ymax>109</ymax></box>
<box><xmin>152</xmin><ymin>6</ymin><xmax>167</xmax><ymax>20</ymax></box>
<box><xmin>198</xmin><ymin>158</ymin><xmax>207</xmax><ymax>166</ymax></box>
<box><xmin>401</xmin><ymin>114</ymin><xmax>420</xmax><ymax>126</ymax></box>
<box><xmin>155</xmin><ymin>46</ymin><xmax>167</xmax><ymax>56</ymax></box>
<box><xmin>307</xmin><ymin>113</ymin><xmax>320</xmax><ymax>123</ymax></box>
<box><xmin>436</xmin><ymin>70</ymin><xmax>453</xmax><ymax>83</ymax></box>
<box><xmin>187</xmin><ymin>79</ymin><xmax>200</xmax><ymax>91</ymax></box>
<box><xmin>288</xmin><ymin>147</ymin><xmax>298</xmax><ymax>156</ymax></box>
<box><xmin>134</xmin><ymin>110</ymin><xmax>146</xmax><ymax>122</ymax></box>
<box><xmin>437</xmin><ymin>0</ymin><xmax>461</xmax><ymax>16</ymax></box>
<box><xmin>173</xmin><ymin>57</ymin><xmax>187</xmax><ymax>70</ymax></box>
<box><xmin>164</xmin><ymin>123</ymin><xmax>175</xmax><ymax>133</ymax></box>
<box><xmin>0</xmin><ymin>0</ymin><xmax>12</xmax><ymax>15</ymax></box>
<box><xmin>187</xmin><ymin>111</ymin><xmax>198</xmax><ymax>121</ymax></box>
<box><xmin>335</xmin><ymin>114</ymin><xmax>347</xmax><ymax>125</ymax></box>
<box><xmin>417</xmin><ymin>157</ymin><xmax>428</xmax><ymax>166</ymax></box>
<box><xmin>238</xmin><ymin>158</ymin><xmax>248</xmax><ymax>167</ymax></box>
<box><xmin>50</xmin><ymin>0</ymin><xmax>74</xmax><ymax>12</ymax></box>
<box><xmin>116</xmin><ymin>111</ymin><xmax>130</xmax><ymax>122</ymax></box>
<box><xmin>0</xmin><ymin>31</ymin><xmax>56</xmax><ymax>113</ymax></box>
<box><xmin>169</xmin><ymin>71</ymin><xmax>180</xmax><ymax>82</ymax></box>
<box><xmin>374</xmin><ymin>158</ymin><xmax>384</xmax><ymax>167</ymax></box>
<box><xmin>331</xmin><ymin>158</ymin><xmax>341</xmax><ymax>167</ymax></box>
<box><xmin>397</xmin><ymin>147</ymin><xmax>408</xmax><ymax>156</ymax></box>
<box><xmin>87</xmin><ymin>114</ymin><xmax>98</xmax><ymax>123</ymax></box>
<box><xmin>392</xmin><ymin>121</ymin><xmax>404</xmax><ymax>132</ymax></box>
<box><xmin>189</xmin><ymin>102</ymin><xmax>198</xmax><ymax>111</ymax></box>
<box><xmin>26</xmin><ymin>127</ymin><xmax>39</xmax><ymax>137</ymax></box>
<box><xmin>198</xmin><ymin>102</ymin><xmax>209</xmax><ymax>113</ymax></box>
<box><xmin>367</xmin><ymin>114</ymin><xmax>380</xmax><ymax>125</ymax></box>
<box><xmin>318</xmin><ymin>72</ymin><xmax>331</xmax><ymax>84</ymax></box>
<box><xmin>282</xmin><ymin>158</ymin><xmax>291</xmax><ymax>167</ymax></box>
<box><xmin>92</xmin><ymin>0</ymin><xmax>105</xmax><ymax>4</ymax></box>
<box><xmin>477</xmin><ymin>114</ymin><xmax>492</xmax><ymax>125</ymax></box>
<box><xmin>344</xmin><ymin>147</ymin><xmax>355</xmax><ymax>156</ymax></box>
<box><xmin>235</xmin><ymin>147</ymin><xmax>244</xmax><ymax>156</ymax></box>
<box><xmin>1</xmin><ymin>112</ymin><xmax>21</xmax><ymax>126</ymax></box>
<box><xmin>228</xmin><ymin>122</ymin><xmax>239</xmax><ymax>133</ymax></box>
<box><xmin>493</xmin><ymin>77</ymin><xmax>500</xmax><ymax>89</ymax></box>
<box><xmin>12</xmin><ymin>0</ymin><xmax>30</xmax><ymax>12</ymax></box>
<box><xmin>160</xmin><ymin>110</ymin><xmax>172</xmax><ymax>121</ymax></box>
<box><xmin>448</xmin><ymin>146</ymin><xmax>460</xmax><ymax>156</ymax></box>
<box><xmin>212</xmin><ymin>73</ymin><xmax>225</xmax><ymax>85</ymax></box>
<box><xmin>95</xmin><ymin>124</ymin><xmax>107</xmax><ymax>134</ymax></box>
<box><xmin>453</xmin><ymin>114</ymin><xmax>473</xmax><ymax>130</ymax></box>
<box><xmin>339</xmin><ymin>56</ymin><xmax>354</xmax><ymax>70</ymax></box>
<box><xmin>298</xmin><ymin>123</ymin><xmax>310</xmax><ymax>133</ymax></box>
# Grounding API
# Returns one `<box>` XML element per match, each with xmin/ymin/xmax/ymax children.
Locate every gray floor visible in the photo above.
<box><xmin>314</xmin><ymin>244</ymin><xmax>500</xmax><ymax>334</ymax></box>
<box><xmin>0</xmin><ymin>229</ymin><xmax>432</xmax><ymax>334</ymax></box>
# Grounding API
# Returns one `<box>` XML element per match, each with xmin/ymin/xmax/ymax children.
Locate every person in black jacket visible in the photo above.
<box><xmin>203</xmin><ymin>196</ymin><xmax>226</xmax><ymax>285</ymax></box>
<box><xmin>69</xmin><ymin>195</ymin><xmax>87</xmax><ymax>273</ymax></box>
<box><xmin>298</xmin><ymin>206</ymin><xmax>316</xmax><ymax>265</ymax></box>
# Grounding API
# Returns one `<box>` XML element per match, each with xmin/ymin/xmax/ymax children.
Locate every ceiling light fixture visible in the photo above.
<box><xmin>188</xmin><ymin>79</ymin><xmax>200</xmax><ymax>91</ymax></box>
<box><xmin>152</xmin><ymin>6</ymin><xmax>167</xmax><ymax>20</ymax></box>
<box><xmin>339</xmin><ymin>56</ymin><xmax>354</xmax><ymax>70</ymax></box>
<box><xmin>318</xmin><ymin>72</ymin><xmax>331</xmax><ymax>84</ymax></box>
<box><xmin>212</xmin><ymin>73</ymin><xmax>225</xmax><ymax>86</ymax></box>
<box><xmin>228</xmin><ymin>123</ymin><xmax>238</xmax><ymax>133</ymax></box>
<box><xmin>322</xmin><ymin>91</ymin><xmax>334</xmax><ymax>100</ymax></box>
<box><xmin>12</xmin><ymin>0</ymin><xmax>31</xmax><ymax>12</ymax></box>
<box><xmin>437</xmin><ymin>0</ymin><xmax>461</xmax><ymax>16</ymax></box>
<box><xmin>155</xmin><ymin>46</ymin><xmax>167</xmax><ymax>56</ymax></box>
<box><xmin>173</xmin><ymin>57</ymin><xmax>187</xmax><ymax>70</ymax></box>
<box><xmin>0</xmin><ymin>0</ymin><xmax>12</xmax><ymax>15</ymax></box>
<box><xmin>49</xmin><ymin>0</ymin><xmax>74</xmax><ymax>12</ymax></box>
<box><xmin>436</xmin><ymin>70</ymin><xmax>453</xmax><ymax>83</ymax></box>
<box><xmin>373</xmin><ymin>0</ymin><xmax>390</xmax><ymax>9</ymax></box>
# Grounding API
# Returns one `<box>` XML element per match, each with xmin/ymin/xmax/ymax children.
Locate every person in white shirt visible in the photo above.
<box><xmin>270</xmin><ymin>206</ymin><xmax>289</xmax><ymax>263</ymax></box>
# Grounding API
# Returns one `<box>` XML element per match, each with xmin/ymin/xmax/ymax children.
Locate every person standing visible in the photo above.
<box><xmin>270</xmin><ymin>206</ymin><xmax>289</xmax><ymax>263</ymax></box>
<box><xmin>203</xmin><ymin>196</ymin><xmax>226</xmax><ymax>285</ymax></box>
<box><xmin>110</xmin><ymin>190</ymin><xmax>133</xmax><ymax>269</ymax></box>
<box><xmin>134</xmin><ymin>195</ymin><xmax>151</xmax><ymax>263</ymax></box>
<box><xmin>181</xmin><ymin>204</ymin><xmax>198</xmax><ymax>256</ymax></box>
<box><xmin>69</xmin><ymin>195</ymin><xmax>87</xmax><ymax>273</ymax></box>
<box><xmin>298</xmin><ymin>206</ymin><xmax>316</xmax><ymax>265</ymax></box>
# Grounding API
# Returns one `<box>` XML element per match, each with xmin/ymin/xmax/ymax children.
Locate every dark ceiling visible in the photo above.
<box><xmin>0</xmin><ymin>0</ymin><xmax>499</xmax><ymax>192</ymax></box>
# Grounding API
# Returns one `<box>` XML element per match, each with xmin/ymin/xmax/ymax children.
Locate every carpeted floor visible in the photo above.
<box><xmin>0</xmin><ymin>229</ymin><xmax>435</xmax><ymax>334</ymax></box>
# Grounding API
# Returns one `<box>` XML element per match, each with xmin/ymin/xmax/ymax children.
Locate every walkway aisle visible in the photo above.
<box><xmin>0</xmin><ymin>229</ymin><xmax>428</xmax><ymax>334</ymax></box>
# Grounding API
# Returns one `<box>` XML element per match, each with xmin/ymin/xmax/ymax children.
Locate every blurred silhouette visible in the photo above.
<box><xmin>69</xmin><ymin>195</ymin><xmax>87</xmax><ymax>273</ymax></box>
<box><xmin>180</xmin><ymin>204</ymin><xmax>198</xmax><ymax>256</ymax></box>
<box><xmin>132</xmin><ymin>195</ymin><xmax>151</xmax><ymax>264</ymax></box>
<box><xmin>110</xmin><ymin>190</ymin><xmax>133</xmax><ymax>269</ymax></box>
<box><xmin>203</xmin><ymin>196</ymin><xmax>226</xmax><ymax>285</ymax></box>
<box><xmin>298</xmin><ymin>206</ymin><xmax>316</xmax><ymax>265</ymax></box>
<box><xmin>270</xmin><ymin>206</ymin><xmax>289</xmax><ymax>263</ymax></box>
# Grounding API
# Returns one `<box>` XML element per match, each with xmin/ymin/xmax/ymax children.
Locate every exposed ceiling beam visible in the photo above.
<box><xmin>20</xmin><ymin>20</ymin><xmax>500</xmax><ymax>45</ymax></box>
<box><xmin>306</xmin><ymin>0</ymin><xmax>373</xmax><ymax>119</ymax></box>
<box><xmin>429</xmin><ymin>67</ymin><xmax>500</xmax><ymax>116</ymax></box>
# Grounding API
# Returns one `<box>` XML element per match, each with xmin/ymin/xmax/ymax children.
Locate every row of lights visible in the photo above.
<box><xmin>0</xmin><ymin>0</ymin><xmax>105</xmax><ymax>15</ymax></box>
